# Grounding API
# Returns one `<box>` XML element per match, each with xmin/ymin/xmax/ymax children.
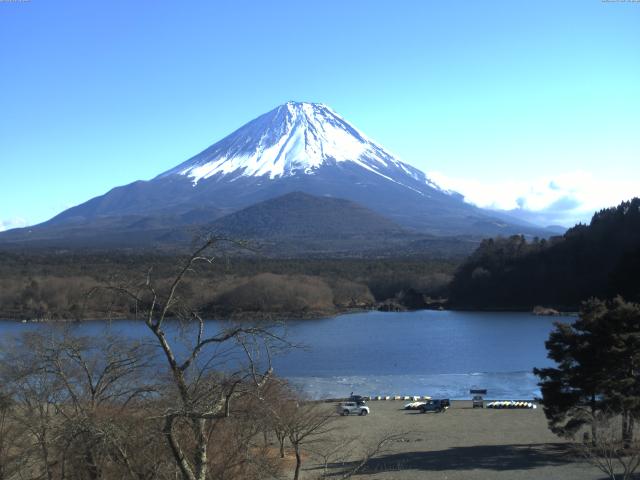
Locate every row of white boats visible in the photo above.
<box><xmin>401</xmin><ymin>400</ymin><xmax>537</xmax><ymax>410</ymax></box>
<box><xmin>365</xmin><ymin>396</ymin><xmax>538</xmax><ymax>410</ymax></box>
<box><xmin>486</xmin><ymin>401</ymin><xmax>537</xmax><ymax>409</ymax></box>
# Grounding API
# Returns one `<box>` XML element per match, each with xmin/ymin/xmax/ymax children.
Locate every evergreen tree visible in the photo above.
<box><xmin>449</xmin><ymin>197</ymin><xmax>640</xmax><ymax>309</ymax></box>
<box><xmin>535</xmin><ymin>297</ymin><xmax>640</xmax><ymax>443</ymax></box>
<box><xmin>598</xmin><ymin>297</ymin><xmax>640</xmax><ymax>444</ymax></box>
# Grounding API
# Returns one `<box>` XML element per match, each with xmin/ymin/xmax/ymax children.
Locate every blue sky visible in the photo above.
<box><xmin>1</xmin><ymin>0</ymin><xmax>638</xmax><ymax>229</ymax></box>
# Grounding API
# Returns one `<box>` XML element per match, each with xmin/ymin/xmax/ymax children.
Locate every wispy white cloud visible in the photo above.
<box><xmin>427</xmin><ymin>170</ymin><xmax>639</xmax><ymax>227</ymax></box>
<box><xmin>0</xmin><ymin>217</ymin><xmax>29</xmax><ymax>232</ymax></box>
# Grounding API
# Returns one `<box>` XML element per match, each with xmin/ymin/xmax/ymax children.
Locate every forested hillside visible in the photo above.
<box><xmin>0</xmin><ymin>253</ymin><xmax>456</xmax><ymax>320</ymax></box>
<box><xmin>448</xmin><ymin>198</ymin><xmax>640</xmax><ymax>310</ymax></box>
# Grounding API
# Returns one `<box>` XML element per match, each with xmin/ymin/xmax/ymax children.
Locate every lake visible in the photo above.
<box><xmin>0</xmin><ymin>310</ymin><xmax>568</xmax><ymax>400</ymax></box>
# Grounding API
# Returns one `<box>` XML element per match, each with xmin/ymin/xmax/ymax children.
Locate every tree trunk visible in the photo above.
<box><xmin>193</xmin><ymin>418</ymin><xmax>209</xmax><ymax>480</ymax></box>
<box><xmin>163</xmin><ymin>416</ymin><xmax>196</xmax><ymax>480</ymax></box>
<box><xmin>293</xmin><ymin>444</ymin><xmax>301</xmax><ymax>480</ymax></box>
<box><xmin>38</xmin><ymin>435</ymin><xmax>54</xmax><ymax>480</ymax></box>
<box><xmin>591</xmin><ymin>394</ymin><xmax>597</xmax><ymax>445</ymax></box>
<box><xmin>622</xmin><ymin>411</ymin><xmax>631</xmax><ymax>449</ymax></box>
<box><xmin>622</xmin><ymin>411</ymin><xmax>634</xmax><ymax>449</ymax></box>
<box><xmin>274</xmin><ymin>429</ymin><xmax>286</xmax><ymax>458</ymax></box>
<box><xmin>85</xmin><ymin>448</ymin><xmax>99</xmax><ymax>480</ymax></box>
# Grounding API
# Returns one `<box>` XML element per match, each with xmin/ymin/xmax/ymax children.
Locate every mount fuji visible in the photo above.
<box><xmin>161</xmin><ymin>101</ymin><xmax>442</xmax><ymax>192</ymax></box>
<box><xmin>1</xmin><ymin>102</ymin><xmax>549</xmax><ymax>252</ymax></box>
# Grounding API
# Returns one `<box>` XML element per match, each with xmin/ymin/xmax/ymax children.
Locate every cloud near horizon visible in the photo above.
<box><xmin>427</xmin><ymin>170</ymin><xmax>639</xmax><ymax>227</ymax></box>
<box><xmin>0</xmin><ymin>217</ymin><xmax>29</xmax><ymax>232</ymax></box>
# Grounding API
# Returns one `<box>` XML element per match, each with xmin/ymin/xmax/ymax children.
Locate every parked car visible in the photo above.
<box><xmin>337</xmin><ymin>401</ymin><xmax>370</xmax><ymax>416</ymax></box>
<box><xmin>472</xmin><ymin>395</ymin><xmax>484</xmax><ymax>408</ymax></box>
<box><xmin>420</xmin><ymin>399</ymin><xmax>450</xmax><ymax>413</ymax></box>
<box><xmin>349</xmin><ymin>395</ymin><xmax>367</xmax><ymax>406</ymax></box>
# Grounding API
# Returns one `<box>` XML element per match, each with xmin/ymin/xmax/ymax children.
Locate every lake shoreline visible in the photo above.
<box><xmin>0</xmin><ymin>310</ymin><xmax>558</xmax><ymax>401</ymax></box>
<box><xmin>0</xmin><ymin>305</ymin><xmax>578</xmax><ymax>324</ymax></box>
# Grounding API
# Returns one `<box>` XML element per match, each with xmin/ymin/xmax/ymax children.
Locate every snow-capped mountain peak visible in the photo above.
<box><xmin>2</xmin><ymin>102</ymin><xmax>552</xmax><ymax>247</ymax></box>
<box><xmin>160</xmin><ymin>101</ymin><xmax>443</xmax><ymax>193</ymax></box>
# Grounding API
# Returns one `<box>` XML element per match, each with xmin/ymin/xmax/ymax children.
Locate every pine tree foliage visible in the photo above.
<box><xmin>449</xmin><ymin>198</ymin><xmax>640</xmax><ymax>310</ymax></box>
<box><xmin>535</xmin><ymin>297</ymin><xmax>640</xmax><ymax>441</ymax></box>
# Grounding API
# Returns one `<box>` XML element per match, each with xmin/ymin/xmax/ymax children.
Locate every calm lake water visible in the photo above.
<box><xmin>0</xmin><ymin>310</ymin><xmax>569</xmax><ymax>400</ymax></box>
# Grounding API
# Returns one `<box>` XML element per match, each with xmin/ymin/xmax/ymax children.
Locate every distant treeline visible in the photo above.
<box><xmin>0</xmin><ymin>253</ymin><xmax>457</xmax><ymax>320</ymax></box>
<box><xmin>7</xmin><ymin>199</ymin><xmax>636</xmax><ymax>319</ymax></box>
<box><xmin>448</xmin><ymin>198</ymin><xmax>640</xmax><ymax>310</ymax></box>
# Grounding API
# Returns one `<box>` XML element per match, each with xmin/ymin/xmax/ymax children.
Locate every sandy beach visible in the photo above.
<box><xmin>302</xmin><ymin>400</ymin><xmax>606</xmax><ymax>479</ymax></box>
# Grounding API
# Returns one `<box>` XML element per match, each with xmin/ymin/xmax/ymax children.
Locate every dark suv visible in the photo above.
<box><xmin>420</xmin><ymin>399</ymin><xmax>450</xmax><ymax>413</ymax></box>
<box><xmin>349</xmin><ymin>395</ymin><xmax>367</xmax><ymax>406</ymax></box>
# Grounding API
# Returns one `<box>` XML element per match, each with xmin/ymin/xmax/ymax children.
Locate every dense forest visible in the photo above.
<box><xmin>0</xmin><ymin>252</ymin><xmax>456</xmax><ymax>320</ymax></box>
<box><xmin>448</xmin><ymin>198</ymin><xmax>640</xmax><ymax>310</ymax></box>
<box><xmin>4</xmin><ymin>198</ymin><xmax>639</xmax><ymax>319</ymax></box>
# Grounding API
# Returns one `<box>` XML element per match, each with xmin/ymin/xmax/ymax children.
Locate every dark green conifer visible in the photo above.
<box><xmin>535</xmin><ymin>297</ymin><xmax>640</xmax><ymax>443</ymax></box>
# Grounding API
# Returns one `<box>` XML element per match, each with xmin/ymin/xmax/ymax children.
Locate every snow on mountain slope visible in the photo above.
<box><xmin>0</xmin><ymin>100</ymin><xmax>553</xmax><ymax>249</ymax></box>
<box><xmin>160</xmin><ymin>101</ymin><xmax>443</xmax><ymax>195</ymax></box>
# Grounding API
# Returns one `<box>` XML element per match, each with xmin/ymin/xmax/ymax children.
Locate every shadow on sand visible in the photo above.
<box><xmin>326</xmin><ymin>443</ymin><xmax>577</xmax><ymax>475</ymax></box>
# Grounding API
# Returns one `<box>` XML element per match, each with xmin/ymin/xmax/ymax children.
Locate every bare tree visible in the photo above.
<box><xmin>1</xmin><ymin>354</ymin><xmax>59</xmax><ymax>480</ymax></box>
<box><xmin>306</xmin><ymin>432</ymin><xmax>359</xmax><ymax>478</ymax></box>
<box><xmin>575</xmin><ymin>412</ymin><xmax>640</xmax><ymax>480</ymax></box>
<box><xmin>257</xmin><ymin>378</ymin><xmax>297</xmax><ymax>459</ymax></box>
<box><xmin>0</xmin><ymin>392</ymin><xmax>27</xmax><ymax>480</ymax></box>
<box><xmin>284</xmin><ymin>402</ymin><xmax>335</xmax><ymax>480</ymax></box>
<box><xmin>94</xmin><ymin>237</ymin><xmax>286</xmax><ymax>480</ymax></box>
<box><xmin>335</xmin><ymin>432</ymin><xmax>409</xmax><ymax>479</ymax></box>
<box><xmin>307</xmin><ymin>430</ymin><xmax>409</xmax><ymax>480</ymax></box>
<box><xmin>1</xmin><ymin>329</ymin><xmax>159</xmax><ymax>480</ymax></box>
<box><xmin>203</xmin><ymin>398</ymin><xmax>284</xmax><ymax>480</ymax></box>
<box><xmin>0</xmin><ymin>238</ymin><xmax>296</xmax><ymax>479</ymax></box>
